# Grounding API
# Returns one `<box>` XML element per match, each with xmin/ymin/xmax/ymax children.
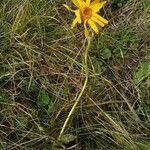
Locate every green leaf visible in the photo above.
<box><xmin>92</xmin><ymin>58</ymin><xmax>103</xmax><ymax>74</ymax></box>
<box><xmin>59</xmin><ymin>134</ymin><xmax>76</xmax><ymax>144</ymax></box>
<box><xmin>37</xmin><ymin>89</ymin><xmax>50</xmax><ymax>107</ymax></box>
<box><xmin>101</xmin><ymin>48</ymin><xmax>112</xmax><ymax>59</ymax></box>
<box><xmin>133</xmin><ymin>61</ymin><xmax>150</xmax><ymax>84</ymax></box>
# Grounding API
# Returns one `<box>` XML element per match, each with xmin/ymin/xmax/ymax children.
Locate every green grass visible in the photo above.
<box><xmin>0</xmin><ymin>0</ymin><xmax>150</xmax><ymax>149</ymax></box>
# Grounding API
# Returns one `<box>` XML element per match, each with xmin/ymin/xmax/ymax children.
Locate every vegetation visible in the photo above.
<box><xmin>0</xmin><ymin>0</ymin><xmax>149</xmax><ymax>149</ymax></box>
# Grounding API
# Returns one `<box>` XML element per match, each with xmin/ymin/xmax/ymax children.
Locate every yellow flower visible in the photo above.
<box><xmin>63</xmin><ymin>0</ymin><xmax>108</xmax><ymax>37</ymax></box>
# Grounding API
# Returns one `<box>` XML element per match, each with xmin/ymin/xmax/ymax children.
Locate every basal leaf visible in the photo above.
<box><xmin>37</xmin><ymin>89</ymin><xmax>50</xmax><ymax>107</ymax></box>
<box><xmin>133</xmin><ymin>61</ymin><xmax>150</xmax><ymax>84</ymax></box>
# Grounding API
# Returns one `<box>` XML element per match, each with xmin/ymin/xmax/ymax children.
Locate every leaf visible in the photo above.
<box><xmin>37</xmin><ymin>89</ymin><xmax>50</xmax><ymax>107</ymax></box>
<box><xmin>59</xmin><ymin>134</ymin><xmax>76</xmax><ymax>144</ymax></box>
<box><xmin>133</xmin><ymin>61</ymin><xmax>150</xmax><ymax>84</ymax></box>
<box><xmin>92</xmin><ymin>57</ymin><xmax>103</xmax><ymax>73</ymax></box>
<box><xmin>101</xmin><ymin>48</ymin><xmax>112</xmax><ymax>59</ymax></box>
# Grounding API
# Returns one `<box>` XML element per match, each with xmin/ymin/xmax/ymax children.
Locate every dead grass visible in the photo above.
<box><xmin>0</xmin><ymin>0</ymin><xmax>150</xmax><ymax>149</ymax></box>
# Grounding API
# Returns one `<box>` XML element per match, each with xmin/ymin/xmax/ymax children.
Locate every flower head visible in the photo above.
<box><xmin>64</xmin><ymin>0</ymin><xmax>108</xmax><ymax>37</ymax></box>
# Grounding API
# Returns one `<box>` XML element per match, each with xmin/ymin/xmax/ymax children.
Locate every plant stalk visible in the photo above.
<box><xmin>58</xmin><ymin>36</ymin><xmax>92</xmax><ymax>140</ymax></box>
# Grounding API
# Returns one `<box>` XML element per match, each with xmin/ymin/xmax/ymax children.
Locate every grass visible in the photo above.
<box><xmin>0</xmin><ymin>0</ymin><xmax>150</xmax><ymax>149</ymax></box>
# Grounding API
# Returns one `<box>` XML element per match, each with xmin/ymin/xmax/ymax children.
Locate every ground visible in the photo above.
<box><xmin>0</xmin><ymin>0</ymin><xmax>150</xmax><ymax>149</ymax></box>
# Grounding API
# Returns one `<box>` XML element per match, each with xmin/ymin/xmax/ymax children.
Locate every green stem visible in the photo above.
<box><xmin>58</xmin><ymin>37</ymin><xmax>92</xmax><ymax>140</ymax></box>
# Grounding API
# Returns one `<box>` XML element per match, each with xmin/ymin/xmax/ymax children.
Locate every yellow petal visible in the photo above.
<box><xmin>91</xmin><ymin>0</ymin><xmax>100</xmax><ymax>5</ymax></box>
<box><xmin>91</xmin><ymin>16</ymin><xmax>105</xmax><ymax>27</ymax></box>
<box><xmin>71</xmin><ymin>18</ymin><xmax>78</xmax><ymax>28</ymax></box>
<box><xmin>88</xmin><ymin>19</ymin><xmax>98</xmax><ymax>33</ymax></box>
<box><xmin>72</xmin><ymin>0</ymin><xmax>85</xmax><ymax>7</ymax></box>
<box><xmin>94</xmin><ymin>13</ymin><xmax>108</xmax><ymax>24</ymax></box>
<box><xmin>63</xmin><ymin>4</ymin><xmax>74</xmax><ymax>12</ymax></box>
<box><xmin>72</xmin><ymin>0</ymin><xmax>80</xmax><ymax>7</ymax></box>
<box><xmin>86</xmin><ymin>0</ymin><xmax>91</xmax><ymax>6</ymax></box>
<box><xmin>90</xmin><ymin>2</ymin><xmax>106</xmax><ymax>12</ymax></box>
<box><xmin>75</xmin><ymin>10</ymin><xmax>82</xmax><ymax>23</ymax></box>
<box><xmin>84</xmin><ymin>21</ymin><xmax>89</xmax><ymax>38</ymax></box>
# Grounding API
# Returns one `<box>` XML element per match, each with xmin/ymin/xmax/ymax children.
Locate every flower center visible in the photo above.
<box><xmin>81</xmin><ymin>7</ymin><xmax>92</xmax><ymax>20</ymax></box>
